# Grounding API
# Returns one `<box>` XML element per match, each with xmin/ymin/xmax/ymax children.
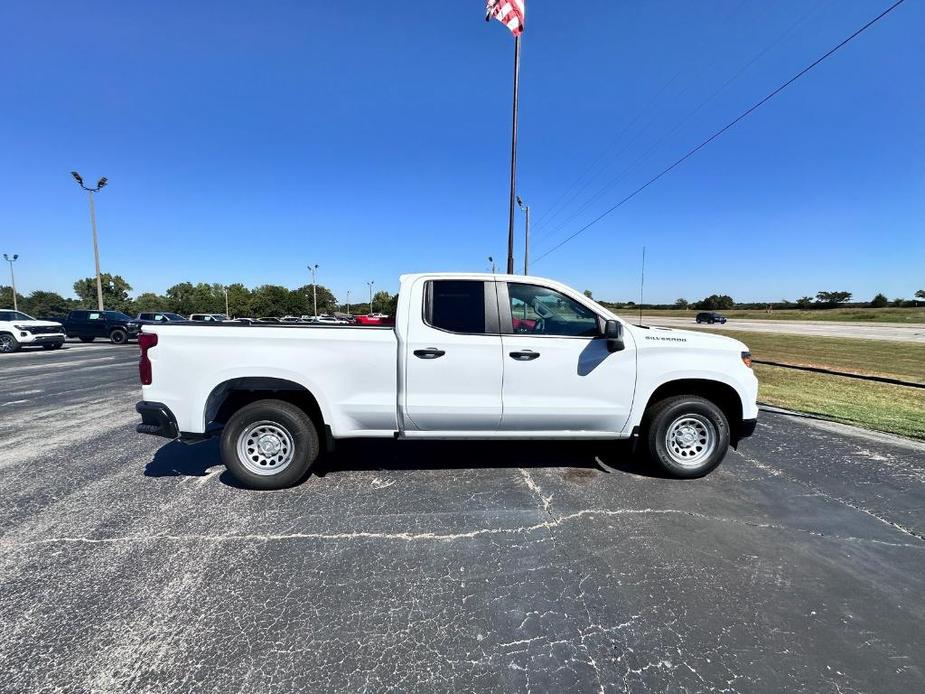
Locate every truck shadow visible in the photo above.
<box><xmin>143</xmin><ymin>437</ymin><xmax>657</xmax><ymax>487</ymax></box>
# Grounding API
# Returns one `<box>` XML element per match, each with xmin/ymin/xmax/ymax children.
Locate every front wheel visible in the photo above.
<box><xmin>220</xmin><ymin>399</ymin><xmax>319</xmax><ymax>489</ymax></box>
<box><xmin>109</xmin><ymin>329</ymin><xmax>128</xmax><ymax>345</ymax></box>
<box><xmin>0</xmin><ymin>333</ymin><xmax>20</xmax><ymax>353</ymax></box>
<box><xmin>644</xmin><ymin>395</ymin><xmax>730</xmax><ymax>478</ymax></box>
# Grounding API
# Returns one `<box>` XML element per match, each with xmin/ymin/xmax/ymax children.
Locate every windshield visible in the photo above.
<box><xmin>165</xmin><ymin>313</ymin><xmax>185</xmax><ymax>320</ymax></box>
<box><xmin>0</xmin><ymin>310</ymin><xmax>34</xmax><ymax>321</ymax></box>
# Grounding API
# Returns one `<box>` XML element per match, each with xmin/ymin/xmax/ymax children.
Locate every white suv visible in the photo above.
<box><xmin>0</xmin><ymin>309</ymin><xmax>66</xmax><ymax>353</ymax></box>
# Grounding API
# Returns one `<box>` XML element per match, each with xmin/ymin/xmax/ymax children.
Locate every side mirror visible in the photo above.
<box><xmin>603</xmin><ymin>319</ymin><xmax>625</xmax><ymax>353</ymax></box>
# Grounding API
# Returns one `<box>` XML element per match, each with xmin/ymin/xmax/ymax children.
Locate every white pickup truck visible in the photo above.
<box><xmin>136</xmin><ymin>273</ymin><xmax>758</xmax><ymax>489</ymax></box>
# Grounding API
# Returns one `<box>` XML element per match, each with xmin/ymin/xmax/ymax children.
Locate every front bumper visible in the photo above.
<box><xmin>19</xmin><ymin>332</ymin><xmax>66</xmax><ymax>345</ymax></box>
<box><xmin>136</xmin><ymin>401</ymin><xmax>179</xmax><ymax>439</ymax></box>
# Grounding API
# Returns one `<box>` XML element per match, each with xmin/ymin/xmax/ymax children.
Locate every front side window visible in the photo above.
<box><xmin>507</xmin><ymin>283</ymin><xmax>599</xmax><ymax>337</ymax></box>
<box><xmin>88</xmin><ymin>312</ymin><xmax>102</xmax><ymax>320</ymax></box>
<box><xmin>427</xmin><ymin>280</ymin><xmax>486</xmax><ymax>334</ymax></box>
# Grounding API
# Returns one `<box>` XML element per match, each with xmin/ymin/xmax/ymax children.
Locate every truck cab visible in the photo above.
<box><xmin>136</xmin><ymin>273</ymin><xmax>758</xmax><ymax>489</ymax></box>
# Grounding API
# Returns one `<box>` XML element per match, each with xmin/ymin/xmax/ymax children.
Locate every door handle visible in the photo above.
<box><xmin>413</xmin><ymin>348</ymin><xmax>446</xmax><ymax>359</ymax></box>
<box><xmin>509</xmin><ymin>350</ymin><xmax>540</xmax><ymax>361</ymax></box>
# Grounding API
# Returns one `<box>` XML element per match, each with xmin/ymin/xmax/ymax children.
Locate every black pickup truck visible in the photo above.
<box><xmin>63</xmin><ymin>310</ymin><xmax>141</xmax><ymax>344</ymax></box>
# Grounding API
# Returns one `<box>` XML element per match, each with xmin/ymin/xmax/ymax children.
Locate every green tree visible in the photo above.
<box><xmin>73</xmin><ymin>273</ymin><xmax>133</xmax><ymax>311</ymax></box>
<box><xmin>224</xmin><ymin>283</ymin><xmax>253</xmax><ymax>318</ymax></box>
<box><xmin>250</xmin><ymin>285</ymin><xmax>292</xmax><ymax>317</ymax></box>
<box><xmin>795</xmin><ymin>296</ymin><xmax>814</xmax><ymax>308</ymax></box>
<box><xmin>695</xmin><ymin>294</ymin><xmax>734</xmax><ymax>310</ymax></box>
<box><xmin>21</xmin><ymin>291</ymin><xmax>73</xmax><ymax>318</ymax></box>
<box><xmin>674</xmin><ymin>298</ymin><xmax>689</xmax><ymax>309</ymax></box>
<box><xmin>815</xmin><ymin>291</ymin><xmax>852</xmax><ymax>306</ymax></box>
<box><xmin>133</xmin><ymin>292</ymin><xmax>169</xmax><ymax>312</ymax></box>
<box><xmin>371</xmin><ymin>290</ymin><xmax>393</xmax><ymax>314</ymax></box>
<box><xmin>165</xmin><ymin>282</ymin><xmax>225</xmax><ymax>314</ymax></box>
<box><xmin>915</xmin><ymin>289</ymin><xmax>925</xmax><ymax>305</ymax></box>
<box><xmin>0</xmin><ymin>285</ymin><xmax>25</xmax><ymax>310</ymax></box>
<box><xmin>292</xmin><ymin>284</ymin><xmax>336</xmax><ymax>315</ymax></box>
<box><xmin>583</xmin><ymin>289</ymin><xmax>593</xmax><ymax>299</ymax></box>
<box><xmin>869</xmin><ymin>293</ymin><xmax>888</xmax><ymax>308</ymax></box>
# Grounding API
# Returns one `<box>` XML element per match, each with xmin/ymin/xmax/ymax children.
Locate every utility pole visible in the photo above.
<box><xmin>517</xmin><ymin>196</ymin><xmax>530</xmax><ymax>275</ymax></box>
<box><xmin>223</xmin><ymin>287</ymin><xmax>229</xmax><ymax>317</ymax></box>
<box><xmin>345</xmin><ymin>289</ymin><xmax>351</xmax><ymax>315</ymax></box>
<box><xmin>70</xmin><ymin>172</ymin><xmax>108</xmax><ymax>311</ymax></box>
<box><xmin>3</xmin><ymin>254</ymin><xmax>18</xmax><ymax>311</ymax></box>
<box><xmin>308</xmin><ymin>264</ymin><xmax>319</xmax><ymax>316</ymax></box>
<box><xmin>367</xmin><ymin>281</ymin><xmax>374</xmax><ymax>315</ymax></box>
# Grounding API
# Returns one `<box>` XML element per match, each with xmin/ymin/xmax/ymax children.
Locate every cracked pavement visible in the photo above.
<box><xmin>1</xmin><ymin>342</ymin><xmax>923</xmax><ymax>692</ymax></box>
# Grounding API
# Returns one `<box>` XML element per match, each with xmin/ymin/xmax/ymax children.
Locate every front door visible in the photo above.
<box><xmin>498</xmin><ymin>282</ymin><xmax>635</xmax><ymax>433</ymax></box>
<box><xmin>402</xmin><ymin>279</ymin><xmax>503</xmax><ymax>431</ymax></box>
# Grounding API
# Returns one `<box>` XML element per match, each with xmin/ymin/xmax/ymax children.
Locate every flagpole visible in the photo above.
<box><xmin>506</xmin><ymin>34</ymin><xmax>521</xmax><ymax>275</ymax></box>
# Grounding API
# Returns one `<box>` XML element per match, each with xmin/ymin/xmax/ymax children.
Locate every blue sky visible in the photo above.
<box><xmin>2</xmin><ymin>1</ymin><xmax>922</xmax><ymax>303</ymax></box>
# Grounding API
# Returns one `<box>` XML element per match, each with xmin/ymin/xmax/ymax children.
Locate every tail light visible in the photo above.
<box><xmin>139</xmin><ymin>332</ymin><xmax>158</xmax><ymax>385</ymax></box>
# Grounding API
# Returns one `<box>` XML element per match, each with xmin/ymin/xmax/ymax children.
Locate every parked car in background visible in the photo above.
<box><xmin>136</xmin><ymin>272</ymin><xmax>758</xmax><ymax>489</ymax></box>
<box><xmin>354</xmin><ymin>314</ymin><xmax>394</xmax><ymax>326</ymax></box>
<box><xmin>229</xmin><ymin>317</ymin><xmax>256</xmax><ymax>324</ymax></box>
<box><xmin>280</xmin><ymin>316</ymin><xmax>305</xmax><ymax>323</ymax></box>
<box><xmin>306</xmin><ymin>315</ymin><xmax>349</xmax><ymax>325</ymax></box>
<box><xmin>696</xmin><ymin>312</ymin><xmax>727</xmax><ymax>324</ymax></box>
<box><xmin>256</xmin><ymin>317</ymin><xmax>281</xmax><ymax>323</ymax></box>
<box><xmin>189</xmin><ymin>313</ymin><xmax>229</xmax><ymax>323</ymax></box>
<box><xmin>137</xmin><ymin>312</ymin><xmax>186</xmax><ymax>323</ymax></box>
<box><xmin>0</xmin><ymin>309</ymin><xmax>66</xmax><ymax>352</ymax></box>
<box><xmin>63</xmin><ymin>310</ymin><xmax>141</xmax><ymax>344</ymax></box>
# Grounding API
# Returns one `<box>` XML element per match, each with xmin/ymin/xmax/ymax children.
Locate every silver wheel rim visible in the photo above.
<box><xmin>665</xmin><ymin>414</ymin><xmax>716</xmax><ymax>468</ymax></box>
<box><xmin>236</xmin><ymin>420</ymin><xmax>295</xmax><ymax>476</ymax></box>
<box><xmin>0</xmin><ymin>335</ymin><xmax>15</xmax><ymax>352</ymax></box>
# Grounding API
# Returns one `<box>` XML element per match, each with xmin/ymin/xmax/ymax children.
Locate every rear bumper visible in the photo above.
<box><xmin>136</xmin><ymin>401</ymin><xmax>179</xmax><ymax>439</ymax></box>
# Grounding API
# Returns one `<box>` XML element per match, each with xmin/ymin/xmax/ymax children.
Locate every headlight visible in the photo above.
<box><xmin>13</xmin><ymin>324</ymin><xmax>30</xmax><ymax>332</ymax></box>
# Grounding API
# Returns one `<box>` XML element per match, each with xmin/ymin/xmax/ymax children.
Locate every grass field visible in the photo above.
<box><xmin>755</xmin><ymin>365</ymin><xmax>925</xmax><ymax>440</ymax></box>
<box><xmin>614</xmin><ymin>306</ymin><xmax>925</xmax><ymax>323</ymax></box>
<box><xmin>705</xmin><ymin>329</ymin><xmax>925</xmax><ymax>384</ymax></box>
<box><xmin>702</xmin><ymin>329</ymin><xmax>925</xmax><ymax>439</ymax></box>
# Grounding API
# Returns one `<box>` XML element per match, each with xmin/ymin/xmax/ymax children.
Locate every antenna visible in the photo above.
<box><xmin>639</xmin><ymin>246</ymin><xmax>646</xmax><ymax>326</ymax></box>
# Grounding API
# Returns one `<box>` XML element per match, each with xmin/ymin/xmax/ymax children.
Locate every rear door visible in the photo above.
<box><xmin>402</xmin><ymin>279</ymin><xmax>503</xmax><ymax>431</ymax></box>
<box><xmin>498</xmin><ymin>281</ymin><xmax>635</xmax><ymax>433</ymax></box>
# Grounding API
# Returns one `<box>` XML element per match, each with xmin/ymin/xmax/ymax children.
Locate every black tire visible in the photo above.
<box><xmin>644</xmin><ymin>395</ymin><xmax>730</xmax><ymax>478</ymax></box>
<box><xmin>43</xmin><ymin>343</ymin><xmax>64</xmax><ymax>350</ymax></box>
<box><xmin>109</xmin><ymin>329</ymin><xmax>128</xmax><ymax>345</ymax></box>
<box><xmin>0</xmin><ymin>333</ymin><xmax>20</xmax><ymax>353</ymax></box>
<box><xmin>220</xmin><ymin>399</ymin><xmax>319</xmax><ymax>490</ymax></box>
<box><xmin>79</xmin><ymin>336</ymin><xmax>95</xmax><ymax>343</ymax></box>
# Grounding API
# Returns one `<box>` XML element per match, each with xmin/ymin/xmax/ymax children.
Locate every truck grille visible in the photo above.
<box><xmin>29</xmin><ymin>325</ymin><xmax>63</xmax><ymax>335</ymax></box>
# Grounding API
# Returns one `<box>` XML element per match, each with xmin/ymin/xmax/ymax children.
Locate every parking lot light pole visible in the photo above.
<box><xmin>70</xmin><ymin>171</ymin><xmax>108</xmax><ymax>311</ymax></box>
<box><xmin>3</xmin><ymin>254</ymin><xmax>19</xmax><ymax>311</ymax></box>
<box><xmin>223</xmin><ymin>287</ymin><xmax>229</xmax><ymax>318</ymax></box>
<box><xmin>345</xmin><ymin>289</ymin><xmax>350</xmax><ymax>315</ymax></box>
<box><xmin>308</xmin><ymin>264</ymin><xmax>319</xmax><ymax>317</ymax></box>
<box><xmin>367</xmin><ymin>281</ymin><xmax>374</xmax><ymax>314</ymax></box>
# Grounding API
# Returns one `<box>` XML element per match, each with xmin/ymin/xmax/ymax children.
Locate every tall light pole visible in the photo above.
<box><xmin>70</xmin><ymin>171</ymin><xmax>108</xmax><ymax>311</ymax></box>
<box><xmin>223</xmin><ymin>287</ymin><xmax>229</xmax><ymax>317</ymax></box>
<box><xmin>517</xmin><ymin>195</ymin><xmax>530</xmax><ymax>275</ymax></box>
<box><xmin>3</xmin><ymin>254</ymin><xmax>18</xmax><ymax>311</ymax></box>
<box><xmin>367</xmin><ymin>281</ymin><xmax>374</xmax><ymax>315</ymax></box>
<box><xmin>308</xmin><ymin>264</ymin><xmax>319</xmax><ymax>317</ymax></box>
<box><xmin>345</xmin><ymin>289</ymin><xmax>351</xmax><ymax>315</ymax></box>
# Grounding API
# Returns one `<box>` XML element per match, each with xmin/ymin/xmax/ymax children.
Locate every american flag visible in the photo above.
<box><xmin>486</xmin><ymin>0</ymin><xmax>525</xmax><ymax>37</ymax></box>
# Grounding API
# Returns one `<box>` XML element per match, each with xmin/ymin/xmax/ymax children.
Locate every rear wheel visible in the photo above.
<box><xmin>79</xmin><ymin>336</ymin><xmax>95</xmax><ymax>343</ymax></box>
<box><xmin>220</xmin><ymin>399</ymin><xmax>319</xmax><ymax>489</ymax></box>
<box><xmin>109</xmin><ymin>329</ymin><xmax>128</xmax><ymax>345</ymax></box>
<box><xmin>0</xmin><ymin>333</ymin><xmax>20</xmax><ymax>353</ymax></box>
<box><xmin>644</xmin><ymin>395</ymin><xmax>729</xmax><ymax>478</ymax></box>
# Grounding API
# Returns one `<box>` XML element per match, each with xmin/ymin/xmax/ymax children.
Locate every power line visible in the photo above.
<box><xmin>531</xmin><ymin>0</ymin><xmax>828</xmax><ymax>245</ymax></box>
<box><xmin>532</xmin><ymin>0</ymin><xmax>906</xmax><ymax>265</ymax></box>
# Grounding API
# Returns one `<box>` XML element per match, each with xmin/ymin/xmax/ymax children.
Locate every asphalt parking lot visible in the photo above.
<box><xmin>1</xmin><ymin>342</ymin><xmax>923</xmax><ymax>692</ymax></box>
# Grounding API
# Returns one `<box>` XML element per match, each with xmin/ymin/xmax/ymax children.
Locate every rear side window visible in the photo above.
<box><xmin>426</xmin><ymin>280</ymin><xmax>486</xmax><ymax>334</ymax></box>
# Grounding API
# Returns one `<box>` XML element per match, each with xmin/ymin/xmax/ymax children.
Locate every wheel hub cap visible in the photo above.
<box><xmin>236</xmin><ymin>421</ymin><xmax>295</xmax><ymax>476</ymax></box>
<box><xmin>665</xmin><ymin>414</ymin><xmax>717</xmax><ymax>468</ymax></box>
